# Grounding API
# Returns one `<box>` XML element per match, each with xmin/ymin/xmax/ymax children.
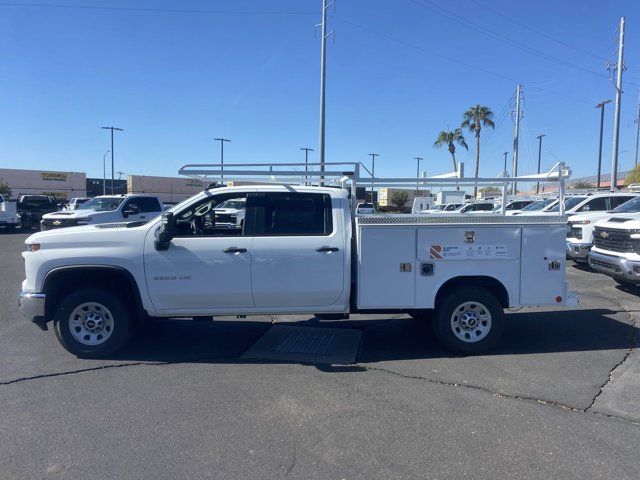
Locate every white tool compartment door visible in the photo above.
<box><xmin>358</xmin><ymin>227</ymin><xmax>415</xmax><ymax>308</ymax></box>
<box><xmin>520</xmin><ymin>225</ymin><xmax>566</xmax><ymax>305</ymax></box>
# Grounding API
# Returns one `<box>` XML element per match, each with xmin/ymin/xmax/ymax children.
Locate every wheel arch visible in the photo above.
<box><xmin>435</xmin><ymin>276</ymin><xmax>510</xmax><ymax>309</ymax></box>
<box><xmin>42</xmin><ymin>265</ymin><xmax>145</xmax><ymax>322</ymax></box>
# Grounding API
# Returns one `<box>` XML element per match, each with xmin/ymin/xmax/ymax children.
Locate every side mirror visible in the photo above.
<box><xmin>155</xmin><ymin>212</ymin><xmax>177</xmax><ymax>251</ymax></box>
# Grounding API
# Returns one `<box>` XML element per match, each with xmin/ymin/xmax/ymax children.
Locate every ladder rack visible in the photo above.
<box><xmin>178</xmin><ymin>161</ymin><xmax>572</xmax><ymax>215</ymax></box>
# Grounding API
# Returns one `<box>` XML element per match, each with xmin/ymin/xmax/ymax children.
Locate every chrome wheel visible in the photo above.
<box><xmin>450</xmin><ymin>301</ymin><xmax>492</xmax><ymax>343</ymax></box>
<box><xmin>69</xmin><ymin>302</ymin><xmax>114</xmax><ymax>346</ymax></box>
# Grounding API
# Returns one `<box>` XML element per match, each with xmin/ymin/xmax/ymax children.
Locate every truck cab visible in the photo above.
<box><xmin>0</xmin><ymin>194</ymin><xmax>20</xmax><ymax>231</ymax></box>
<box><xmin>40</xmin><ymin>194</ymin><xmax>163</xmax><ymax>230</ymax></box>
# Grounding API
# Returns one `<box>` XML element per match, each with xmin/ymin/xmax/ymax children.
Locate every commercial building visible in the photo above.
<box><xmin>378</xmin><ymin>188</ymin><xmax>430</xmax><ymax>208</ymax></box>
<box><xmin>127</xmin><ymin>175</ymin><xmax>207</xmax><ymax>203</ymax></box>
<box><xmin>0</xmin><ymin>168</ymin><xmax>86</xmax><ymax>200</ymax></box>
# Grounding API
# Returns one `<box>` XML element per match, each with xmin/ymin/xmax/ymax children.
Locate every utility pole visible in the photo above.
<box><xmin>301</xmin><ymin>147</ymin><xmax>313</xmax><ymax>183</ymax></box>
<box><xmin>634</xmin><ymin>93</ymin><xmax>640</xmax><ymax>167</ymax></box>
<box><xmin>595</xmin><ymin>99</ymin><xmax>612</xmax><ymax>189</ymax></box>
<box><xmin>102</xmin><ymin>150</ymin><xmax>110</xmax><ymax>195</ymax></box>
<box><xmin>414</xmin><ymin>157</ymin><xmax>423</xmax><ymax>195</ymax></box>
<box><xmin>511</xmin><ymin>85</ymin><xmax>522</xmax><ymax>195</ymax></box>
<box><xmin>369</xmin><ymin>153</ymin><xmax>379</xmax><ymax>203</ymax></box>
<box><xmin>101</xmin><ymin>126</ymin><xmax>123</xmax><ymax>195</ymax></box>
<box><xmin>609</xmin><ymin>16</ymin><xmax>625</xmax><ymax>192</ymax></box>
<box><xmin>502</xmin><ymin>152</ymin><xmax>508</xmax><ymax>175</ymax></box>
<box><xmin>536</xmin><ymin>134</ymin><xmax>545</xmax><ymax>194</ymax></box>
<box><xmin>317</xmin><ymin>0</ymin><xmax>334</xmax><ymax>182</ymax></box>
<box><xmin>214</xmin><ymin>138</ymin><xmax>230</xmax><ymax>182</ymax></box>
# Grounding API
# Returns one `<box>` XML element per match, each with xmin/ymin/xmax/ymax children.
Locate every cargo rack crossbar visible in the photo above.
<box><xmin>178</xmin><ymin>161</ymin><xmax>571</xmax><ymax>215</ymax></box>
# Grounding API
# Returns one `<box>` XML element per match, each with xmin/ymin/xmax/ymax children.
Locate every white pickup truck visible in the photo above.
<box><xmin>40</xmin><ymin>194</ymin><xmax>163</xmax><ymax>230</ymax></box>
<box><xmin>0</xmin><ymin>194</ymin><xmax>20</xmax><ymax>231</ymax></box>
<box><xmin>588</xmin><ymin>213</ymin><xmax>640</xmax><ymax>285</ymax></box>
<box><xmin>19</xmin><ymin>171</ymin><xmax>577</xmax><ymax>358</ymax></box>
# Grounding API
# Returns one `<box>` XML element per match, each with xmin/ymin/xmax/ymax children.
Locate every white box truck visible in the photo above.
<box><xmin>436</xmin><ymin>190</ymin><xmax>465</xmax><ymax>206</ymax></box>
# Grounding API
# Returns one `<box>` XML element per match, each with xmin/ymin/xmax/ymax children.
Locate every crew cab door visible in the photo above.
<box><xmin>249</xmin><ymin>192</ymin><xmax>345</xmax><ymax>308</ymax></box>
<box><xmin>143</xmin><ymin>192</ymin><xmax>254</xmax><ymax>313</ymax></box>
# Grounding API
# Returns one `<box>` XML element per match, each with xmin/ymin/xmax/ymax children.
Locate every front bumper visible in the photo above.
<box><xmin>18</xmin><ymin>290</ymin><xmax>46</xmax><ymax>323</ymax></box>
<box><xmin>588</xmin><ymin>250</ymin><xmax>640</xmax><ymax>283</ymax></box>
<box><xmin>566</xmin><ymin>241</ymin><xmax>591</xmax><ymax>260</ymax></box>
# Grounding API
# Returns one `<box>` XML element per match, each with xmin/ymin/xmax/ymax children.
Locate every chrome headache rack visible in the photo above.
<box><xmin>178</xmin><ymin>160</ymin><xmax>572</xmax><ymax>216</ymax></box>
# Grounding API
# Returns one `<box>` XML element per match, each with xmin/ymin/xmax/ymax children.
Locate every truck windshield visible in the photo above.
<box><xmin>216</xmin><ymin>199</ymin><xmax>246</xmax><ymax>209</ymax></box>
<box><xmin>521</xmin><ymin>198</ymin><xmax>554</xmax><ymax>211</ymax></box>
<box><xmin>546</xmin><ymin>196</ymin><xmax>586</xmax><ymax>212</ymax></box>
<box><xmin>78</xmin><ymin>197</ymin><xmax>123</xmax><ymax>211</ymax></box>
<box><xmin>612</xmin><ymin>196</ymin><xmax>640</xmax><ymax>213</ymax></box>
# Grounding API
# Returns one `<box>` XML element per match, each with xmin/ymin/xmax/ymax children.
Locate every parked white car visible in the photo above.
<box><xmin>356</xmin><ymin>202</ymin><xmax>376</xmax><ymax>214</ymax></box>
<box><xmin>40</xmin><ymin>194</ymin><xmax>163</xmax><ymax>230</ymax></box>
<box><xmin>427</xmin><ymin>203</ymin><xmax>464</xmax><ymax>213</ymax></box>
<box><xmin>566</xmin><ymin>194</ymin><xmax>640</xmax><ymax>261</ymax></box>
<box><xmin>0</xmin><ymin>194</ymin><xmax>20</xmax><ymax>231</ymax></box>
<box><xmin>511</xmin><ymin>198</ymin><xmax>556</xmax><ymax>216</ymax></box>
<box><xmin>65</xmin><ymin>197</ymin><xmax>90</xmax><ymax>211</ymax></box>
<box><xmin>519</xmin><ymin>193</ymin><xmax>636</xmax><ymax>217</ymax></box>
<box><xmin>492</xmin><ymin>199</ymin><xmax>535</xmax><ymax>215</ymax></box>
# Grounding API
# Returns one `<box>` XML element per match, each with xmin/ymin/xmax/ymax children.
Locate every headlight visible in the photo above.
<box><xmin>25</xmin><ymin>243</ymin><xmax>41</xmax><ymax>252</ymax></box>
<box><xmin>76</xmin><ymin>217</ymin><xmax>92</xmax><ymax>224</ymax></box>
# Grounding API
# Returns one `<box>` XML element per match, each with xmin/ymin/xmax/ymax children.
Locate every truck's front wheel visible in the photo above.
<box><xmin>53</xmin><ymin>288</ymin><xmax>131</xmax><ymax>358</ymax></box>
<box><xmin>433</xmin><ymin>287</ymin><xmax>504</xmax><ymax>355</ymax></box>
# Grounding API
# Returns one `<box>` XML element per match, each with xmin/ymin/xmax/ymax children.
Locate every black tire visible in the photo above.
<box><xmin>614</xmin><ymin>278</ymin><xmax>637</xmax><ymax>287</ymax></box>
<box><xmin>432</xmin><ymin>287</ymin><xmax>504</xmax><ymax>355</ymax></box>
<box><xmin>53</xmin><ymin>288</ymin><xmax>132</xmax><ymax>358</ymax></box>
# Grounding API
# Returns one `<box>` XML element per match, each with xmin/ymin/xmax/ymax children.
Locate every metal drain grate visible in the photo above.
<box><xmin>242</xmin><ymin>325</ymin><xmax>362</xmax><ymax>364</ymax></box>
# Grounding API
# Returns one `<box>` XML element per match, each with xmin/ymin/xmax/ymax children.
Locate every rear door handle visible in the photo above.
<box><xmin>223</xmin><ymin>247</ymin><xmax>247</xmax><ymax>254</ymax></box>
<box><xmin>316</xmin><ymin>246</ymin><xmax>339</xmax><ymax>253</ymax></box>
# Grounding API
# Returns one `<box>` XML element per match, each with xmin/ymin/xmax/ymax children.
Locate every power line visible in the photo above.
<box><xmin>470</xmin><ymin>0</ymin><xmax>608</xmax><ymax>62</ymax></box>
<box><xmin>0</xmin><ymin>2</ymin><xmax>317</xmax><ymax>15</ymax></box>
<box><xmin>410</xmin><ymin>0</ymin><xmax>614</xmax><ymax>81</ymax></box>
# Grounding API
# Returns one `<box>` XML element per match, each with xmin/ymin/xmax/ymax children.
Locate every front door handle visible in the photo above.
<box><xmin>223</xmin><ymin>247</ymin><xmax>247</xmax><ymax>254</ymax></box>
<box><xmin>316</xmin><ymin>246</ymin><xmax>339</xmax><ymax>253</ymax></box>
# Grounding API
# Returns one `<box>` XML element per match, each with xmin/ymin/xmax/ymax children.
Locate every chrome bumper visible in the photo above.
<box><xmin>588</xmin><ymin>250</ymin><xmax>640</xmax><ymax>282</ymax></box>
<box><xmin>566</xmin><ymin>241</ymin><xmax>591</xmax><ymax>260</ymax></box>
<box><xmin>18</xmin><ymin>290</ymin><xmax>46</xmax><ymax>321</ymax></box>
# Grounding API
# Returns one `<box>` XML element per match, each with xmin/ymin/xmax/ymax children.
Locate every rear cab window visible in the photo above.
<box><xmin>252</xmin><ymin>192</ymin><xmax>333</xmax><ymax>236</ymax></box>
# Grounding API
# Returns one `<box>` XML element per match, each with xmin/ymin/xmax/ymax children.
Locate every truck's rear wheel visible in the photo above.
<box><xmin>53</xmin><ymin>288</ymin><xmax>131</xmax><ymax>358</ymax></box>
<box><xmin>433</xmin><ymin>287</ymin><xmax>503</xmax><ymax>355</ymax></box>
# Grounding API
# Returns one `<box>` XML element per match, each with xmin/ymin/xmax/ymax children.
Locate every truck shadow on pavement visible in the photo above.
<box><xmin>110</xmin><ymin>307</ymin><xmax>639</xmax><ymax>364</ymax></box>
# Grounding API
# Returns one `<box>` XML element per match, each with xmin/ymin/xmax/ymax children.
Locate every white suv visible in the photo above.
<box><xmin>566</xmin><ymin>193</ymin><xmax>639</xmax><ymax>261</ymax></box>
<box><xmin>41</xmin><ymin>194</ymin><xmax>163</xmax><ymax>230</ymax></box>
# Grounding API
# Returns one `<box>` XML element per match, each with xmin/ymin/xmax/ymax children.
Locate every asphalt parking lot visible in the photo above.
<box><xmin>2</xmin><ymin>231</ymin><xmax>640</xmax><ymax>479</ymax></box>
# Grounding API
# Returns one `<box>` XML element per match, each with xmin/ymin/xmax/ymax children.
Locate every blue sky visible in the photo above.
<box><xmin>0</xmin><ymin>0</ymin><xmax>639</xmax><ymax>182</ymax></box>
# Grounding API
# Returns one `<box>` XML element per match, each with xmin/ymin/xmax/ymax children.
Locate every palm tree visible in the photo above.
<box><xmin>433</xmin><ymin>128</ymin><xmax>468</xmax><ymax>173</ymax></box>
<box><xmin>461</xmin><ymin>104</ymin><xmax>495</xmax><ymax>197</ymax></box>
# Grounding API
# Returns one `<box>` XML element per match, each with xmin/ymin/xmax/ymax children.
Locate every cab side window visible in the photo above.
<box><xmin>578</xmin><ymin>197</ymin><xmax>608</xmax><ymax>212</ymax></box>
<box><xmin>610</xmin><ymin>196</ymin><xmax>636</xmax><ymax>209</ymax></box>
<box><xmin>173</xmin><ymin>193</ymin><xmax>249</xmax><ymax>237</ymax></box>
<box><xmin>139</xmin><ymin>197</ymin><xmax>162</xmax><ymax>212</ymax></box>
<box><xmin>253</xmin><ymin>193</ymin><xmax>333</xmax><ymax>236</ymax></box>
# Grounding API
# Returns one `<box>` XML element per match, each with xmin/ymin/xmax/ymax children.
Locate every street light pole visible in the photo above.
<box><xmin>595</xmin><ymin>100</ymin><xmax>611</xmax><ymax>189</ymax></box>
<box><xmin>300</xmin><ymin>147</ymin><xmax>314</xmax><ymax>180</ymax></box>
<box><xmin>214</xmin><ymin>138</ymin><xmax>231</xmax><ymax>182</ymax></box>
<box><xmin>369</xmin><ymin>153</ymin><xmax>379</xmax><ymax>204</ymax></box>
<box><xmin>634</xmin><ymin>94</ymin><xmax>640</xmax><ymax>167</ymax></box>
<box><xmin>101</xmin><ymin>126</ymin><xmax>123</xmax><ymax>195</ymax></box>
<box><xmin>536</xmin><ymin>134</ymin><xmax>545</xmax><ymax>194</ymax></box>
<box><xmin>414</xmin><ymin>157</ymin><xmax>423</xmax><ymax>194</ymax></box>
<box><xmin>102</xmin><ymin>150</ymin><xmax>110</xmax><ymax>195</ymax></box>
<box><xmin>609</xmin><ymin>16</ymin><xmax>625</xmax><ymax>192</ymax></box>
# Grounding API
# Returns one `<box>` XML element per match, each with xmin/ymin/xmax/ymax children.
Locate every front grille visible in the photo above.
<box><xmin>567</xmin><ymin>227</ymin><xmax>582</xmax><ymax>239</ymax></box>
<box><xmin>214</xmin><ymin>213</ymin><xmax>236</xmax><ymax>224</ymax></box>
<box><xmin>41</xmin><ymin>218</ymin><xmax>78</xmax><ymax>228</ymax></box>
<box><xmin>593</xmin><ymin>227</ymin><xmax>635</xmax><ymax>253</ymax></box>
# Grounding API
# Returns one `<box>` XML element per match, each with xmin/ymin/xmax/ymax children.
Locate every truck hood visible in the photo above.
<box><xmin>594</xmin><ymin>215</ymin><xmax>640</xmax><ymax>230</ymax></box>
<box><xmin>26</xmin><ymin>221</ymin><xmax>154</xmax><ymax>246</ymax></box>
<box><xmin>568</xmin><ymin>211</ymin><xmax>619</xmax><ymax>223</ymax></box>
<box><xmin>42</xmin><ymin>209</ymin><xmax>106</xmax><ymax>219</ymax></box>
